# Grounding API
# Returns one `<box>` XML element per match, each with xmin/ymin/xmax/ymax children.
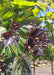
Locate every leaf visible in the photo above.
<box><xmin>0</xmin><ymin>0</ymin><xmax>14</xmax><ymax>28</ymax></box>
<box><xmin>50</xmin><ymin>3</ymin><xmax>54</xmax><ymax>8</ymax></box>
<box><xmin>1</xmin><ymin>57</ymin><xmax>31</xmax><ymax>75</ymax></box>
<box><xmin>51</xmin><ymin>13</ymin><xmax>54</xmax><ymax>20</ymax></box>
<box><xmin>0</xmin><ymin>18</ymin><xmax>3</xmax><ymax>26</ymax></box>
<box><xmin>0</xmin><ymin>41</ymin><xmax>4</xmax><ymax>51</ymax></box>
<box><xmin>46</xmin><ymin>12</ymin><xmax>52</xmax><ymax>16</ymax></box>
<box><xmin>0</xmin><ymin>27</ymin><xmax>7</xmax><ymax>41</ymax></box>
<box><xmin>18</xmin><ymin>41</ymin><xmax>24</xmax><ymax>53</ymax></box>
<box><xmin>45</xmin><ymin>0</ymin><xmax>52</xmax><ymax>4</ymax></box>
<box><xmin>14</xmin><ymin>0</ymin><xmax>24</xmax><ymax>2</ymax></box>
<box><xmin>32</xmin><ymin>8</ymin><xmax>39</xmax><ymax>16</ymax></box>
<box><xmin>46</xmin><ymin>12</ymin><xmax>54</xmax><ymax>20</ymax></box>
<box><xmin>20</xmin><ymin>37</ymin><xmax>26</xmax><ymax>44</ymax></box>
<box><xmin>43</xmin><ymin>25</ymin><xmax>47</xmax><ymax>28</ymax></box>
<box><xmin>0</xmin><ymin>27</ymin><xmax>7</xmax><ymax>35</ymax></box>
<box><xmin>1</xmin><ymin>36</ymin><xmax>25</xmax><ymax>58</ymax></box>
<box><xmin>37</xmin><ymin>2</ymin><xmax>48</xmax><ymax>8</ymax></box>
<box><xmin>44</xmin><ymin>44</ymin><xmax>54</xmax><ymax>60</ymax></box>
<box><xmin>36</xmin><ymin>2</ymin><xmax>48</xmax><ymax>11</ymax></box>
<box><xmin>1</xmin><ymin>46</ymin><xmax>13</xmax><ymax>57</ymax></box>
<box><xmin>2</xmin><ymin>31</ymin><xmax>12</xmax><ymax>38</ymax></box>
<box><xmin>11</xmin><ymin>1</ymin><xmax>36</xmax><ymax>6</ymax></box>
<box><xmin>2</xmin><ymin>11</ymin><xmax>13</xmax><ymax>19</ymax></box>
<box><xmin>17</xmin><ymin>37</ymin><xmax>26</xmax><ymax>54</ymax></box>
<box><xmin>36</xmin><ymin>3</ymin><xmax>44</xmax><ymax>12</ymax></box>
<box><xmin>23</xmin><ymin>25</ymin><xmax>32</xmax><ymax>30</ymax></box>
<box><xmin>19</xmin><ymin>28</ymin><xmax>29</xmax><ymax>36</ymax></box>
<box><xmin>27</xmin><ymin>0</ymin><xmax>37</xmax><ymax>2</ymax></box>
<box><xmin>40</xmin><ymin>16</ymin><xmax>45</xmax><ymax>20</ymax></box>
<box><xmin>45</xmin><ymin>20</ymin><xmax>53</xmax><ymax>31</ymax></box>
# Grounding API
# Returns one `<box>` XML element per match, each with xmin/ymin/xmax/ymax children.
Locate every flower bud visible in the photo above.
<box><xmin>0</xmin><ymin>69</ymin><xmax>2</xmax><ymax>72</ymax></box>
<box><xmin>28</xmin><ymin>46</ymin><xmax>31</xmax><ymax>50</ymax></box>
<box><xmin>12</xmin><ymin>36</ymin><xmax>16</xmax><ymax>39</ymax></box>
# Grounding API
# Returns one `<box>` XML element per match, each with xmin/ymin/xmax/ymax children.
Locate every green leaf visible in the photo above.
<box><xmin>44</xmin><ymin>44</ymin><xmax>54</xmax><ymax>60</ymax></box>
<box><xmin>40</xmin><ymin>16</ymin><xmax>45</xmax><ymax>20</ymax></box>
<box><xmin>11</xmin><ymin>1</ymin><xmax>36</xmax><ymax>6</ymax></box>
<box><xmin>32</xmin><ymin>8</ymin><xmax>39</xmax><ymax>16</ymax></box>
<box><xmin>36</xmin><ymin>3</ymin><xmax>44</xmax><ymax>12</ymax></box>
<box><xmin>0</xmin><ymin>27</ymin><xmax>7</xmax><ymax>35</ymax></box>
<box><xmin>2</xmin><ymin>11</ymin><xmax>13</xmax><ymax>19</ymax></box>
<box><xmin>45</xmin><ymin>0</ymin><xmax>52</xmax><ymax>4</ymax></box>
<box><xmin>27</xmin><ymin>0</ymin><xmax>37</xmax><ymax>2</ymax></box>
<box><xmin>0</xmin><ymin>41</ymin><xmax>4</xmax><ymax>52</ymax></box>
<box><xmin>43</xmin><ymin>25</ymin><xmax>46</xmax><ymax>28</ymax></box>
<box><xmin>14</xmin><ymin>0</ymin><xmax>24</xmax><ymax>2</ymax></box>
<box><xmin>50</xmin><ymin>3</ymin><xmax>54</xmax><ymax>8</ymax></box>
<box><xmin>1</xmin><ymin>46</ymin><xmax>14</xmax><ymax>57</ymax></box>
<box><xmin>1</xmin><ymin>57</ymin><xmax>31</xmax><ymax>75</ymax></box>
<box><xmin>18</xmin><ymin>41</ymin><xmax>24</xmax><ymax>53</ymax></box>
<box><xmin>0</xmin><ymin>27</ymin><xmax>7</xmax><ymax>41</ymax></box>
<box><xmin>36</xmin><ymin>2</ymin><xmax>48</xmax><ymax>11</ymax></box>
<box><xmin>19</xmin><ymin>28</ymin><xmax>29</xmax><ymax>36</ymax></box>
<box><xmin>46</xmin><ymin>12</ymin><xmax>52</xmax><ymax>17</ymax></box>
<box><xmin>52</xmin><ymin>13</ymin><xmax>54</xmax><ymax>20</ymax></box>
<box><xmin>0</xmin><ymin>18</ymin><xmax>3</xmax><ymax>26</ymax></box>
<box><xmin>20</xmin><ymin>37</ymin><xmax>26</xmax><ymax>44</ymax></box>
<box><xmin>37</xmin><ymin>2</ymin><xmax>48</xmax><ymax>8</ymax></box>
<box><xmin>45</xmin><ymin>20</ymin><xmax>53</xmax><ymax>31</ymax></box>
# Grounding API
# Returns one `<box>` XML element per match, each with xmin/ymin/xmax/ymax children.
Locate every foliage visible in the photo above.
<box><xmin>0</xmin><ymin>0</ymin><xmax>49</xmax><ymax>28</ymax></box>
<box><xmin>0</xmin><ymin>0</ymin><xmax>54</xmax><ymax>75</ymax></box>
<box><xmin>0</xmin><ymin>27</ymin><xmax>7</xmax><ymax>35</ymax></box>
<box><xmin>44</xmin><ymin>44</ymin><xmax>54</xmax><ymax>60</ymax></box>
<box><xmin>0</xmin><ymin>57</ymin><xmax>31</xmax><ymax>75</ymax></box>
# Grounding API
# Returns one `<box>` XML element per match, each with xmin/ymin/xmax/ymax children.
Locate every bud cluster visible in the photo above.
<box><xmin>0</xmin><ymin>53</ymin><xmax>8</xmax><ymax>72</ymax></box>
<box><xmin>24</xmin><ymin>28</ymin><xmax>51</xmax><ymax>56</ymax></box>
<box><xmin>1</xmin><ymin>19</ymin><xmax>20</xmax><ymax>48</ymax></box>
<box><xmin>10</xmin><ymin>18</ymin><xmax>19</xmax><ymax>30</ymax></box>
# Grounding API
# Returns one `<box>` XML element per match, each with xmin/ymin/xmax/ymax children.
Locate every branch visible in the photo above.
<box><xmin>9</xmin><ymin>45</ymin><xmax>20</xmax><ymax>60</ymax></box>
<box><xmin>51</xmin><ymin>30</ymin><xmax>53</xmax><ymax>38</ymax></box>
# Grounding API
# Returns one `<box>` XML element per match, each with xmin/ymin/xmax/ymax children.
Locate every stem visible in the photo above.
<box><xmin>33</xmin><ymin>60</ymin><xmax>35</xmax><ymax>75</ymax></box>
<box><xmin>51</xmin><ymin>30</ymin><xmax>53</xmax><ymax>38</ymax></box>
<box><xmin>33</xmin><ymin>56</ymin><xmax>35</xmax><ymax>75</ymax></box>
<box><xmin>9</xmin><ymin>45</ymin><xmax>20</xmax><ymax>60</ymax></box>
<box><xmin>51</xmin><ymin>29</ymin><xmax>54</xmax><ymax>75</ymax></box>
<box><xmin>51</xmin><ymin>60</ymin><xmax>53</xmax><ymax>75</ymax></box>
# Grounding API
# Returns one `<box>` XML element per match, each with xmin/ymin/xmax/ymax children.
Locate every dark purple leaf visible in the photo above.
<box><xmin>2</xmin><ymin>31</ymin><xmax>13</xmax><ymax>39</ymax></box>
<box><xmin>10</xmin><ymin>19</ymin><xmax>19</xmax><ymax>30</ymax></box>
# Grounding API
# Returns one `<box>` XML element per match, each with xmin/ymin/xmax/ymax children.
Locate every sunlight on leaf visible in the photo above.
<box><xmin>32</xmin><ymin>8</ymin><xmax>39</xmax><ymax>16</ymax></box>
<box><xmin>37</xmin><ymin>2</ymin><xmax>48</xmax><ymax>8</ymax></box>
<box><xmin>50</xmin><ymin>3</ymin><xmax>54</xmax><ymax>8</ymax></box>
<box><xmin>2</xmin><ymin>11</ymin><xmax>13</xmax><ymax>19</ymax></box>
<box><xmin>11</xmin><ymin>1</ymin><xmax>36</xmax><ymax>6</ymax></box>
